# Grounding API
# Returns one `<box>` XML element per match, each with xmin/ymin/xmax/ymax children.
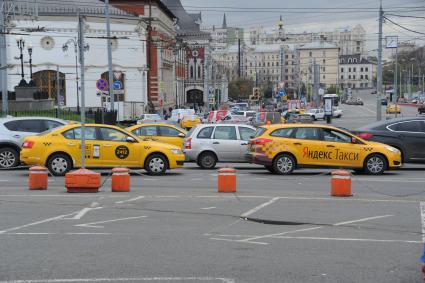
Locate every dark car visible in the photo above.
<box><xmin>381</xmin><ymin>98</ymin><xmax>388</xmax><ymax>106</ymax></box>
<box><xmin>353</xmin><ymin>117</ymin><xmax>425</xmax><ymax>163</ymax></box>
<box><xmin>418</xmin><ymin>104</ymin><xmax>425</xmax><ymax>115</ymax></box>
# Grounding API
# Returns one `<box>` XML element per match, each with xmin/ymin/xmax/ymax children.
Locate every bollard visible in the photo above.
<box><xmin>331</xmin><ymin>170</ymin><xmax>352</xmax><ymax>197</ymax></box>
<box><xmin>111</xmin><ymin>168</ymin><xmax>130</xmax><ymax>192</ymax></box>
<box><xmin>218</xmin><ymin>168</ymin><xmax>237</xmax><ymax>193</ymax></box>
<box><xmin>65</xmin><ymin>168</ymin><xmax>100</xmax><ymax>193</ymax></box>
<box><xmin>28</xmin><ymin>166</ymin><xmax>48</xmax><ymax>190</ymax></box>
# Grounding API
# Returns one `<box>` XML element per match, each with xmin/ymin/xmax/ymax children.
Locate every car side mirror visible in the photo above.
<box><xmin>126</xmin><ymin>136</ymin><xmax>136</xmax><ymax>143</ymax></box>
<box><xmin>178</xmin><ymin>133</ymin><xmax>186</xmax><ymax>138</ymax></box>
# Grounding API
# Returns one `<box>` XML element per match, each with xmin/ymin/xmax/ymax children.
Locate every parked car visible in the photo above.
<box><xmin>0</xmin><ymin>117</ymin><xmax>68</xmax><ymax>168</ymax></box>
<box><xmin>184</xmin><ymin>124</ymin><xmax>256</xmax><ymax>169</ymax></box>
<box><xmin>126</xmin><ymin>123</ymin><xmax>187</xmax><ymax>149</ymax></box>
<box><xmin>137</xmin><ymin>114</ymin><xmax>162</xmax><ymax>124</ymax></box>
<box><xmin>304</xmin><ymin>108</ymin><xmax>325</xmax><ymax>120</ymax></box>
<box><xmin>180</xmin><ymin>114</ymin><xmax>202</xmax><ymax>130</ymax></box>
<box><xmin>332</xmin><ymin>107</ymin><xmax>343</xmax><ymax>118</ymax></box>
<box><xmin>353</xmin><ymin>117</ymin><xmax>425</xmax><ymax>163</ymax></box>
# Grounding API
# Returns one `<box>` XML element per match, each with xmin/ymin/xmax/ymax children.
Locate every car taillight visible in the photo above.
<box><xmin>357</xmin><ymin>133</ymin><xmax>373</xmax><ymax>140</ymax></box>
<box><xmin>251</xmin><ymin>138</ymin><xmax>273</xmax><ymax>146</ymax></box>
<box><xmin>185</xmin><ymin>137</ymin><xmax>192</xmax><ymax>149</ymax></box>
<box><xmin>22</xmin><ymin>140</ymin><xmax>35</xmax><ymax>149</ymax></box>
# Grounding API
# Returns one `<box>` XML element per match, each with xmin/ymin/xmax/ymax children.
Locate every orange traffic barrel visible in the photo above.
<box><xmin>111</xmin><ymin>167</ymin><xmax>130</xmax><ymax>192</ymax></box>
<box><xmin>331</xmin><ymin>170</ymin><xmax>352</xmax><ymax>197</ymax></box>
<box><xmin>65</xmin><ymin>168</ymin><xmax>101</xmax><ymax>193</ymax></box>
<box><xmin>28</xmin><ymin>166</ymin><xmax>48</xmax><ymax>190</ymax></box>
<box><xmin>218</xmin><ymin>168</ymin><xmax>237</xmax><ymax>193</ymax></box>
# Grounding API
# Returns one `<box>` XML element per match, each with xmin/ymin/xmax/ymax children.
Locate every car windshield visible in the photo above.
<box><xmin>254</xmin><ymin>127</ymin><xmax>267</xmax><ymax>137</ymax></box>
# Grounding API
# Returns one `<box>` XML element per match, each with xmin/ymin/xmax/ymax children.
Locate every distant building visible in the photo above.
<box><xmin>204</xmin><ymin>14</ymin><xmax>245</xmax><ymax>52</ymax></box>
<box><xmin>297</xmin><ymin>41</ymin><xmax>340</xmax><ymax>88</ymax></box>
<box><xmin>339</xmin><ymin>54</ymin><xmax>376</xmax><ymax>89</ymax></box>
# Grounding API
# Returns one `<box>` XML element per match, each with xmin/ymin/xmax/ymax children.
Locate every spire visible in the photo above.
<box><xmin>278</xmin><ymin>15</ymin><xmax>284</xmax><ymax>30</ymax></box>
<box><xmin>222</xmin><ymin>13</ymin><xmax>227</xmax><ymax>29</ymax></box>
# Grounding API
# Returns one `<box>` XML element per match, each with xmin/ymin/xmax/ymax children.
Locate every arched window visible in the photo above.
<box><xmin>33</xmin><ymin>70</ymin><xmax>66</xmax><ymax>105</ymax></box>
<box><xmin>190</xmin><ymin>66</ymin><xmax>194</xmax><ymax>79</ymax></box>
<box><xmin>101</xmin><ymin>71</ymin><xmax>125</xmax><ymax>102</ymax></box>
<box><xmin>197</xmin><ymin>66</ymin><xmax>201</xmax><ymax>79</ymax></box>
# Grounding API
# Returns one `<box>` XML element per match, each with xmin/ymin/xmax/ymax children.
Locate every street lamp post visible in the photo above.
<box><xmin>16</xmin><ymin>36</ymin><xmax>27</xmax><ymax>86</ymax></box>
<box><xmin>63</xmin><ymin>38</ymin><xmax>89</xmax><ymax>113</ymax></box>
<box><xmin>26</xmin><ymin>43</ymin><xmax>35</xmax><ymax>86</ymax></box>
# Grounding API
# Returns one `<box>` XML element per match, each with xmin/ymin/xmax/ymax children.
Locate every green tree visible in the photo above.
<box><xmin>228</xmin><ymin>78</ymin><xmax>254</xmax><ymax>101</ymax></box>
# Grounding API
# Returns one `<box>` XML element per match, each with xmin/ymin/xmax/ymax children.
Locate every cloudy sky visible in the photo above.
<box><xmin>180</xmin><ymin>0</ymin><xmax>425</xmax><ymax>52</ymax></box>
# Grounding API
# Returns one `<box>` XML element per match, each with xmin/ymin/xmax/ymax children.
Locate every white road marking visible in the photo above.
<box><xmin>66</xmin><ymin>207</ymin><xmax>103</xmax><ymax>220</ymax></box>
<box><xmin>420</xmin><ymin>202</ymin><xmax>425</xmax><ymax>243</ymax></box>
<box><xmin>209</xmin><ymin>237</ymin><xmax>269</xmax><ymax>245</ymax></box>
<box><xmin>272</xmin><ymin>236</ymin><xmax>421</xmax><ymax>244</ymax></box>
<box><xmin>0</xmin><ymin>233</ymin><xmax>111</xmax><ymax>236</ymax></box>
<box><xmin>239</xmin><ymin>227</ymin><xmax>322</xmax><ymax>243</ymax></box>
<box><xmin>0</xmin><ymin>211</ymin><xmax>79</xmax><ymax>234</ymax></box>
<box><xmin>0</xmin><ymin>277</ymin><xmax>235</xmax><ymax>283</ymax></box>
<box><xmin>143</xmin><ymin>178</ymin><xmax>159</xmax><ymax>181</ymax></box>
<box><xmin>115</xmin><ymin>195</ymin><xmax>145</xmax><ymax>204</ymax></box>
<box><xmin>0</xmin><ymin>180</ymin><xmax>9</xmax><ymax>182</ymax></box>
<box><xmin>240</xmin><ymin>197</ymin><xmax>280</xmax><ymax>218</ymax></box>
<box><xmin>65</xmin><ymin>233</ymin><xmax>111</xmax><ymax>235</ymax></box>
<box><xmin>333</xmin><ymin>215</ymin><xmax>394</xmax><ymax>226</ymax></box>
<box><xmin>201</xmin><ymin>207</ymin><xmax>216</xmax><ymax>210</ymax></box>
<box><xmin>75</xmin><ymin>216</ymin><xmax>147</xmax><ymax>228</ymax></box>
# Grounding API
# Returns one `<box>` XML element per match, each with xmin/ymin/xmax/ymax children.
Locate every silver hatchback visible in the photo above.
<box><xmin>184</xmin><ymin>124</ymin><xmax>256</xmax><ymax>169</ymax></box>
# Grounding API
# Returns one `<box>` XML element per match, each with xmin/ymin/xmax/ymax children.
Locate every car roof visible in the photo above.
<box><xmin>199</xmin><ymin>123</ymin><xmax>254</xmax><ymax>127</ymax></box>
<box><xmin>356</xmin><ymin>116</ymin><xmax>425</xmax><ymax>131</ymax></box>
<box><xmin>260</xmin><ymin>123</ymin><xmax>342</xmax><ymax>130</ymax></box>
<box><xmin>0</xmin><ymin>117</ymin><xmax>67</xmax><ymax>123</ymax></box>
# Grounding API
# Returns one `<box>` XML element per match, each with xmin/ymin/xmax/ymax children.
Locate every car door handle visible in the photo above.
<box><xmin>67</xmin><ymin>143</ymin><xmax>75</xmax><ymax>147</ymax></box>
<box><xmin>327</xmin><ymin>145</ymin><xmax>335</xmax><ymax>148</ymax></box>
<box><xmin>13</xmin><ymin>135</ymin><xmax>21</xmax><ymax>138</ymax></box>
<box><xmin>213</xmin><ymin>142</ymin><xmax>220</xmax><ymax>145</ymax></box>
<box><xmin>293</xmin><ymin>142</ymin><xmax>302</xmax><ymax>145</ymax></box>
<box><xmin>241</xmin><ymin>142</ymin><xmax>248</xmax><ymax>145</ymax></box>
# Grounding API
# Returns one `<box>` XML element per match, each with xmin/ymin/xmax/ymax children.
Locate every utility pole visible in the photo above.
<box><xmin>105</xmin><ymin>0</ymin><xmax>114</xmax><ymax>111</ymax></box>
<box><xmin>313</xmin><ymin>59</ymin><xmax>320</xmax><ymax>107</ymax></box>
<box><xmin>146</xmin><ymin>0</ymin><xmax>152</xmax><ymax>112</ymax></box>
<box><xmin>393</xmin><ymin>47</ymin><xmax>398</xmax><ymax>103</ymax></box>
<box><xmin>78</xmin><ymin>12</ymin><xmax>86</xmax><ymax>169</ymax></box>
<box><xmin>238</xmin><ymin>38</ymin><xmax>241</xmax><ymax>77</ymax></box>
<box><xmin>204</xmin><ymin>45</ymin><xmax>210</xmax><ymax>110</ymax></box>
<box><xmin>56</xmin><ymin>65</ymin><xmax>60</xmax><ymax>118</ymax></box>
<box><xmin>0</xmin><ymin>0</ymin><xmax>8</xmax><ymax>115</ymax></box>
<box><xmin>376</xmin><ymin>0</ymin><xmax>384</xmax><ymax>121</ymax></box>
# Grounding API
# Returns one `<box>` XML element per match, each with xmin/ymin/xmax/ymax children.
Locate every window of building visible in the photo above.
<box><xmin>309</xmin><ymin>51</ymin><xmax>312</xmax><ymax>57</ymax></box>
<box><xmin>268</xmin><ymin>62</ymin><xmax>270</xmax><ymax>67</ymax></box>
<box><xmin>285</xmin><ymin>76</ymin><xmax>288</xmax><ymax>80</ymax></box>
<box><xmin>323</xmin><ymin>51</ymin><xmax>326</xmax><ymax>57</ymax></box>
<box><xmin>360</xmin><ymin>67</ymin><xmax>363</xmax><ymax>72</ymax></box>
<box><xmin>365</xmin><ymin>75</ymin><xmax>369</xmax><ymax>80</ymax></box>
<box><xmin>323</xmin><ymin>75</ymin><xmax>325</xmax><ymax>79</ymax></box>
<box><xmin>285</xmin><ymin>62</ymin><xmax>288</xmax><ymax>65</ymax></box>
<box><xmin>353</xmin><ymin>67</ymin><xmax>356</xmax><ymax>72</ymax></box>
<box><xmin>349</xmin><ymin>68</ymin><xmax>351</xmax><ymax>72</ymax></box>
<box><xmin>341</xmin><ymin>75</ymin><xmax>344</xmax><ymax>79</ymax></box>
<box><xmin>33</xmin><ymin>70</ymin><xmax>66</xmax><ymax>105</ymax></box>
<box><xmin>360</xmin><ymin>75</ymin><xmax>363</xmax><ymax>79</ymax></box>
<box><xmin>276</xmin><ymin>62</ymin><xmax>279</xmax><ymax>66</ymax></box>
<box><xmin>353</xmin><ymin>75</ymin><xmax>356</xmax><ymax>79</ymax></box>
<box><xmin>341</xmin><ymin>68</ymin><xmax>344</xmax><ymax>73</ymax></box>
<box><xmin>349</xmin><ymin>75</ymin><xmax>351</xmax><ymax>79</ymax></box>
<box><xmin>365</xmin><ymin>67</ymin><xmax>369</xmax><ymax>72</ymax></box>
<box><xmin>322</xmin><ymin>67</ymin><xmax>325</xmax><ymax>72</ymax></box>
<box><xmin>323</xmin><ymin>59</ymin><xmax>326</xmax><ymax>64</ymax></box>
<box><xmin>272</xmin><ymin>62</ymin><xmax>274</xmax><ymax>66</ymax></box>
<box><xmin>285</xmin><ymin>55</ymin><xmax>288</xmax><ymax>59</ymax></box>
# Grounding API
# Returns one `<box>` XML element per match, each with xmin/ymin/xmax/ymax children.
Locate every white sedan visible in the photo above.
<box><xmin>305</xmin><ymin>108</ymin><xmax>325</xmax><ymax>120</ymax></box>
<box><xmin>332</xmin><ymin>107</ymin><xmax>343</xmax><ymax>118</ymax></box>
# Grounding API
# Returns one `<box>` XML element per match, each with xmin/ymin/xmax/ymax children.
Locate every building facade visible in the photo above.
<box><xmin>339</xmin><ymin>54</ymin><xmax>376</xmax><ymax>89</ymax></box>
<box><xmin>3</xmin><ymin>0</ymin><xmax>147</xmax><ymax>111</ymax></box>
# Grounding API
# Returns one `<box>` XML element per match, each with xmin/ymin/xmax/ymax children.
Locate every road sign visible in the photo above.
<box><xmin>113</xmin><ymin>80</ymin><xmax>122</xmax><ymax>90</ymax></box>
<box><xmin>278</xmin><ymin>90</ymin><xmax>286</xmax><ymax>97</ymax></box>
<box><xmin>96</xmin><ymin>79</ymin><xmax>109</xmax><ymax>91</ymax></box>
<box><xmin>386</xmin><ymin>36</ymin><xmax>398</xmax><ymax>49</ymax></box>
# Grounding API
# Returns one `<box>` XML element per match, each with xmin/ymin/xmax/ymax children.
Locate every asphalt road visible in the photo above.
<box><xmin>0</xmin><ymin>95</ymin><xmax>424</xmax><ymax>283</ymax></box>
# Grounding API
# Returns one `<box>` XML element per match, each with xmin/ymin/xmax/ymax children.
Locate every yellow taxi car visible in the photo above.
<box><xmin>180</xmin><ymin>114</ymin><xmax>202</xmax><ymax>130</ymax></box>
<box><xmin>20</xmin><ymin>124</ymin><xmax>185</xmax><ymax>176</ymax></box>
<box><xmin>246</xmin><ymin>124</ymin><xmax>402</xmax><ymax>175</ymax></box>
<box><xmin>126</xmin><ymin>123</ymin><xmax>187</xmax><ymax>149</ymax></box>
<box><xmin>386</xmin><ymin>103</ymin><xmax>401</xmax><ymax>114</ymax></box>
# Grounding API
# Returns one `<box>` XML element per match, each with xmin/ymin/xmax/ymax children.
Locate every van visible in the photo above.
<box><xmin>170</xmin><ymin>109</ymin><xmax>195</xmax><ymax>122</ymax></box>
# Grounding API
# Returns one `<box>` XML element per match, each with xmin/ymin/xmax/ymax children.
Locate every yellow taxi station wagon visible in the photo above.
<box><xmin>246</xmin><ymin>124</ymin><xmax>402</xmax><ymax>175</ymax></box>
<box><xmin>20</xmin><ymin>124</ymin><xmax>185</xmax><ymax>176</ymax></box>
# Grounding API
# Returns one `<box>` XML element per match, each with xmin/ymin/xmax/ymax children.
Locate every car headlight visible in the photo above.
<box><xmin>170</xmin><ymin>149</ymin><xmax>183</xmax><ymax>155</ymax></box>
<box><xmin>385</xmin><ymin>146</ymin><xmax>399</xmax><ymax>153</ymax></box>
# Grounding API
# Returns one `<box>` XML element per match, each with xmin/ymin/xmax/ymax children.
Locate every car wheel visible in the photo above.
<box><xmin>47</xmin><ymin>153</ymin><xmax>72</xmax><ymax>176</ymax></box>
<box><xmin>198</xmin><ymin>152</ymin><xmax>217</xmax><ymax>169</ymax></box>
<box><xmin>312</xmin><ymin>115</ymin><xmax>316</xmax><ymax>121</ymax></box>
<box><xmin>145</xmin><ymin>154</ymin><xmax>168</xmax><ymax>175</ymax></box>
<box><xmin>363</xmin><ymin>154</ymin><xmax>387</xmax><ymax>175</ymax></box>
<box><xmin>0</xmin><ymin>147</ymin><xmax>19</xmax><ymax>168</ymax></box>
<box><xmin>265</xmin><ymin>165</ymin><xmax>275</xmax><ymax>173</ymax></box>
<box><xmin>273</xmin><ymin>153</ymin><xmax>295</xmax><ymax>175</ymax></box>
